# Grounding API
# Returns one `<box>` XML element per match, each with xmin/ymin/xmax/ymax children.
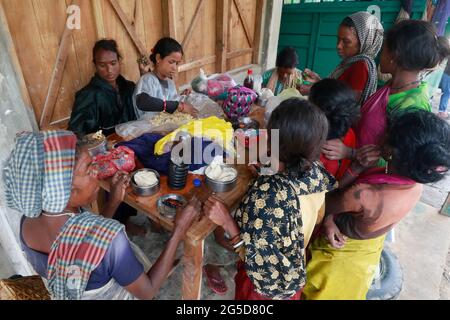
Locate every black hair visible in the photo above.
<box><xmin>276</xmin><ymin>47</ymin><xmax>299</xmax><ymax>69</ymax></box>
<box><xmin>385</xmin><ymin>20</ymin><xmax>450</xmax><ymax>71</ymax></box>
<box><xmin>340</xmin><ymin>16</ymin><xmax>356</xmax><ymax>29</ymax></box>
<box><xmin>149</xmin><ymin>37</ymin><xmax>184</xmax><ymax>65</ymax></box>
<box><xmin>388</xmin><ymin>110</ymin><xmax>450</xmax><ymax>184</ymax></box>
<box><xmin>268</xmin><ymin>98</ymin><xmax>328</xmax><ymax>173</ymax></box>
<box><xmin>92</xmin><ymin>39</ymin><xmax>122</xmax><ymax>63</ymax></box>
<box><xmin>309</xmin><ymin>78</ymin><xmax>359</xmax><ymax>140</ymax></box>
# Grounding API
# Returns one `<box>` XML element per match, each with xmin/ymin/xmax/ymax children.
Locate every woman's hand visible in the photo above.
<box><xmin>110</xmin><ymin>171</ymin><xmax>130</xmax><ymax>204</ymax></box>
<box><xmin>322</xmin><ymin>139</ymin><xmax>353</xmax><ymax>161</ymax></box>
<box><xmin>298</xmin><ymin>84</ymin><xmax>312</xmax><ymax>95</ymax></box>
<box><xmin>303</xmin><ymin>68</ymin><xmax>321</xmax><ymax>83</ymax></box>
<box><xmin>173</xmin><ymin>197</ymin><xmax>201</xmax><ymax>238</ymax></box>
<box><xmin>356</xmin><ymin>145</ymin><xmax>382</xmax><ymax>168</ymax></box>
<box><xmin>203</xmin><ymin>196</ymin><xmax>232</xmax><ymax>228</ymax></box>
<box><xmin>323</xmin><ymin>215</ymin><xmax>346</xmax><ymax>249</ymax></box>
<box><xmin>181</xmin><ymin>88</ymin><xmax>192</xmax><ymax>96</ymax></box>
<box><xmin>179</xmin><ymin>102</ymin><xmax>199</xmax><ymax>118</ymax></box>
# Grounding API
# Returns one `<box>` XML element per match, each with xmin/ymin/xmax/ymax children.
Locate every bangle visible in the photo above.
<box><xmin>163</xmin><ymin>98</ymin><xmax>167</xmax><ymax>112</ymax></box>
<box><xmin>228</xmin><ymin>234</ymin><xmax>241</xmax><ymax>246</ymax></box>
<box><xmin>233</xmin><ymin>240</ymin><xmax>244</xmax><ymax>250</ymax></box>
<box><xmin>347</xmin><ymin>166</ymin><xmax>359</xmax><ymax>177</ymax></box>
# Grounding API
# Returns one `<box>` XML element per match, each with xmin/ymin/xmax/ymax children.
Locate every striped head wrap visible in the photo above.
<box><xmin>3</xmin><ymin>130</ymin><xmax>77</xmax><ymax>217</ymax></box>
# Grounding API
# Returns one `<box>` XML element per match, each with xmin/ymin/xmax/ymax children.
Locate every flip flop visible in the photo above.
<box><xmin>203</xmin><ymin>266</ymin><xmax>228</xmax><ymax>295</ymax></box>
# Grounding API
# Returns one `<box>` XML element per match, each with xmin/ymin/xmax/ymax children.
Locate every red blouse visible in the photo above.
<box><xmin>338</xmin><ymin>60</ymin><xmax>369</xmax><ymax>94</ymax></box>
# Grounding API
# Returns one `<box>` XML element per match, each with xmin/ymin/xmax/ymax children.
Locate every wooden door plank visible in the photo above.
<box><xmin>252</xmin><ymin>0</ymin><xmax>264</xmax><ymax>64</ymax></box>
<box><xmin>233</xmin><ymin>0</ymin><xmax>253</xmax><ymax>47</ymax></box>
<box><xmin>216</xmin><ymin>0</ymin><xmax>229</xmax><ymax>73</ymax></box>
<box><xmin>92</xmin><ymin>0</ymin><xmax>106</xmax><ymax>39</ymax></box>
<box><xmin>161</xmin><ymin>0</ymin><xmax>176</xmax><ymax>38</ymax></box>
<box><xmin>181</xmin><ymin>0</ymin><xmax>206</xmax><ymax>48</ymax></box>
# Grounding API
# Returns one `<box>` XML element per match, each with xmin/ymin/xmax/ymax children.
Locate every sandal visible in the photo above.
<box><xmin>203</xmin><ymin>266</ymin><xmax>228</xmax><ymax>295</ymax></box>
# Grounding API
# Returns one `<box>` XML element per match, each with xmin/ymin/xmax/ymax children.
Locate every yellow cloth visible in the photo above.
<box><xmin>154</xmin><ymin>116</ymin><xmax>235</xmax><ymax>155</ymax></box>
<box><xmin>299</xmin><ymin>193</ymin><xmax>326</xmax><ymax>249</ymax></box>
<box><xmin>303</xmin><ymin>234</ymin><xmax>386</xmax><ymax>300</ymax></box>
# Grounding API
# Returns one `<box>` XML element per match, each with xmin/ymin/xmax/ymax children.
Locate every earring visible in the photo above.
<box><xmin>385</xmin><ymin>155</ymin><xmax>393</xmax><ymax>174</ymax></box>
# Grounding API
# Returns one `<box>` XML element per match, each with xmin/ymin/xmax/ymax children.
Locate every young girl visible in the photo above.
<box><xmin>133</xmin><ymin>37</ymin><xmax>198</xmax><ymax>119</ymax></box>
<box><xmin>204</xmin><ymin>99</ymin><xmax>337</xmax><ymax>300</ymax></box>
<box><xmin>309</xmin><ymin>78</ymin><xmax>359</xmax><ymax>179</ymax></box>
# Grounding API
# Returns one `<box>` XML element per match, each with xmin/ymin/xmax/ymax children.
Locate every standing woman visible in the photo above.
<box><xmin>68</xmin><ymin>39</ymin><xmax>137</xmax><ymax>137</ymax></box>
<box><xmin>302</xmin><ymin>11</ymin><xmax>384</xmax><ymax>105</ymax></box>
<box><xmin>133</xmin><ymin>37</ymin><xmax>198</xmax><ymax>119</ymax></box>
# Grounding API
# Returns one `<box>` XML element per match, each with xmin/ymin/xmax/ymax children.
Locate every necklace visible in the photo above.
<box><xmin>391</xmin><ymin>80</ymin><xmax>421</xmax><ymax>91</ymax></box>
<box><xmin>42</xmin><ymin>211</ymin><xmax>78</xmax><ymax>218</ymax></box>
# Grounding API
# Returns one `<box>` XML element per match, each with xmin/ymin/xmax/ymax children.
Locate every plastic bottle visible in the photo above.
<box><xmin>243</xmin><ymin>69</ymin><xmax>254</xmax><ymax>90</ymax></box>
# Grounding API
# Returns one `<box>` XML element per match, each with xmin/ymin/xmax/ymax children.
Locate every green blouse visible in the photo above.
<box><xmin>387</xmin><ymin>82</ymin><xmax>431</xmax><ymax>117</ymax></box>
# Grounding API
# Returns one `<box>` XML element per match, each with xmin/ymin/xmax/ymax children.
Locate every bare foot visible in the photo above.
<box><xmin>438</xmin><ymin>112</ymin><xmax>449</xmax><ymax>119</ymax></box>
<box><xmin>125</xmin><ymin>220</ymin><xmax>147</xmax><ymax>236</ymax></box>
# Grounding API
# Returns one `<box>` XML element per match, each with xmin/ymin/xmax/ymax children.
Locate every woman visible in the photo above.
<box><xmin>302</xmin><ymin>11</ymin><xmax>383</xmax><ymax>105</ymax></box>
<box><xmin>309</xmin><ymin>78</ymin><xmax>359</xmax><ymax>179</ymax></box>
<box><xmin>68</xmin><ymin>39</ymin><xmax>136</xmax><ymax>137</ymax></box>
<box><xmin>3</xmin><ymin>130</ymin><xmax>200</xmax><ymax>300</ymax></box>
<box><xmin>133</xmin><ymin>37</ymin><xmax>198</xmax><ymax>119</ymax></box>
<box><xmin>321</xmin><ymin>20</ymin><xmax>450</xmax><ymax>166</ymax></box>
<box><xmin>204</xmin><ymin>99</ymin><xmax>337</xmax><ymax>300</ymax></box>
<box><xmin>262</xmin><ymin>47</ymin><xmax>302</xmax><ymax>96</ymax></box>
<box><xmin>303</xmin><ymin>110</ymin><xmax>450</xmax><ymax>300</ymax></box>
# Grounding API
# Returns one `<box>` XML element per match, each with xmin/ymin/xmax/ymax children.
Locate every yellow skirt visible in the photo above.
<box><xmin>302</xmin><ymin>234</ymin><xmax>386</xmax><ymax>300</ymax></box>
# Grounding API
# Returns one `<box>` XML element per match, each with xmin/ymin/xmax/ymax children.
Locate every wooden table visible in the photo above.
<box><xmin>97</xmin><ymin>105</ymin><xmax>265</xmax><ymax>299</ymax></box>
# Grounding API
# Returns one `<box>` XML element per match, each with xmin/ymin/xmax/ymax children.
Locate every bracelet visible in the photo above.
<box><xmin>347</xmin><ymin>166</ymin><xmax>359</xmax><ymax>178</ymax></box>
<box><xmin>233</xmin><ymin>239</ymin><xmax>244</xmax><ymax>250</ymax></box>
<box><xmin>163</xmin><ymin>98</ymin><xmax>167</xmax><ymax>112</ymax></box>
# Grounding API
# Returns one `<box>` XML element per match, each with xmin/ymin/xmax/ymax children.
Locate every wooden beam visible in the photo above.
<box><xmin>226</xmin><ymin>48</ymin><xmax>253</xmax><ymax>60</ymax></box>
<box><xmin>161</xmin><ymin>0</ymin><xmax>176</xmax><ymax>38</ymax></box>
<box><xmin>91</xmin><ymin>0</ymin><xmax>106</xmax><ymax>39</ymax></box>
<box><xmin>108</xmin><ymin>0</ymin><xmax>147</xmax><ymax>56</ymax></box>
<box><xmin>178</xmin><ymin>55</ymin><xmax>216</xmax><ymax>73</ymax></box>
<box><xmin>182</xmin><ymin>239</ymin><xmax>204</xmax><ymax>300</ymax></box>
<box><xmin>181</xmin><ymin>0</ymin><xmax>206</xmax><ymax>48</ymax></box>
<box><xmin>0</xmin><ymin>1</ymin><xmax>36</xmax><ymax>129</ymax></box>
<box><xmin>252</xmin><ymin>0</ymin><xmax>264</xmax><ymax>64</ymax></box>
<box><xmin>40</xmin><ymin>1</ymin><xmax>79</xmax><ymax>128</ymax></box>
<box><xmin>216</xmin><ymin>0</ymin><xmax>229</xmax><ymax>73</ymax></box>
<box><xmin>233</xmin><ymin>0</ymin><xmax>253</xmax><ymax>47</ymax></box>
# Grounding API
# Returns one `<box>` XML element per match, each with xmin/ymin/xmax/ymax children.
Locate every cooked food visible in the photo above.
<box><xmin>150</xmin><ymin>111</ymin><xmax>193</xmax><ymax>128</ymax></box>
<box><xmin>205</xmin><ymin>162</ymin><xmax>237</xmax><ymax>182</ymax></box>
<box><xmin>134</xmin><ymin>170</ymin><xmax>158</xmax><ymax>187</ymax></box>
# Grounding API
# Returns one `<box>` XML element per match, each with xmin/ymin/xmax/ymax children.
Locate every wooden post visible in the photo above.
<box><xmin>216</xmin><ymin>0</ymin><xmax>229</xmax><ymax>73</ymax></box>
<box><xmin>92</xmin><ymin>0</ymin><xmax>106</xmax><ymax>39</ymax></box>
<box><xmin>252</xmin><ymin>0</ymin><xmax>264</xmax><ymax>64</ymax></box>
<box><xmin>0</xmin><ymin>1</ymin><xmax>37</xmax><ymax>130</ymax></box>
<box><xmin>182</xmin><ymin>238</ymin><xmax>204</xmax><ymax>300</ymax></box>
<box><xmin>181</xmin><ymin>0</ymin><xmax>206</xmax><ymax>48</ymax></box>
<box><xmin>161</xmin><ymin>0</ymin><xmax>176</xmax><ymax>38</ymax></box>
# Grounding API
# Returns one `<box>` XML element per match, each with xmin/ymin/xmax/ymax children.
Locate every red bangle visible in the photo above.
<box><xmin>163</xmin><ymin>99</ymin><xmax>167</xmax><ymax>112</ymax></box>
<box><xmin>347</xmin><ymin>166</ymin><xmax>359</xmax><ymax>177</ymax></box>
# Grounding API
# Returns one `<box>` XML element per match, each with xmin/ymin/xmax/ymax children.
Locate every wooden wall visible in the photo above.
<box><xmin>0</xmin><ymin>0</ymin><xmax>263</xmax><ymax>129</ymax></box>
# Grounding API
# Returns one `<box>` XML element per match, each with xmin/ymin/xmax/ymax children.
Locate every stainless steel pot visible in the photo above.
<box><xmin>130</xmin><ymin>169</ymin><xmax>160</xmax><ymax>197</ymax></box>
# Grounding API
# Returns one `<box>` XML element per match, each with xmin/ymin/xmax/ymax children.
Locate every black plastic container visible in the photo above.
<box><xmin>168</xmin><ymin>159</ymin><xmax>189</xmax><ymax>189</ymax></box>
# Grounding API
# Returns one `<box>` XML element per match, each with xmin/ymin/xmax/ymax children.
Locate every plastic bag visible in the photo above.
<box><xmin>207</xmin><ymin>74</ymin><xmax>237</xmax><ymax>101</ymax></box>
<box><xmin>93</xmin><ymin>146</ymin><xmax>136</xmax><ymax>180</ymax></box>
<box><xmin>191</xmin><ymin>68</ymin><xmax>208</xmax><ymax>94</ymax></box>
<box><xmin>264</xmin><ymin>88</ymin><xmax>304</xmax><ymax>124</ymax></box>
<box><xmin>182</xmin><ymin>92</ymin><xmax>224</xmax><ymax>119</ymax></box>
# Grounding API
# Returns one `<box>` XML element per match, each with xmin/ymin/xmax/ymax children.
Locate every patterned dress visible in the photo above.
<box><xmin>235</xmin><ymin>162</ymin><xmax>337</xmax><ymax>299</ymax></box>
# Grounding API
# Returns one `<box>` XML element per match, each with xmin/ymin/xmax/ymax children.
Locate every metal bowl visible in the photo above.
<box><xmin>157</xmin><ymin>194</ymin><xmax>187</xmax><ymax>219</ymax></box>
<box><xmin>205</xmin><ymin>165</ymin><xmax>238</xmax><ymax>193</ymax></box>
<box><xmin>130</xmin><ymin>169</ymin><xmax>160</xmax><ymax>197</ymax></box>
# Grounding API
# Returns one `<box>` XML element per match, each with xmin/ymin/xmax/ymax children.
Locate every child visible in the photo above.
<box><xmin>309</xmin><ymin>78</ymin><xmax>359</xmax><ymax>179</ymax></box>
<box><xmin>133</xmin><ymin>37</ymin><xmax>198</xmax><ymax>119</ymax></box>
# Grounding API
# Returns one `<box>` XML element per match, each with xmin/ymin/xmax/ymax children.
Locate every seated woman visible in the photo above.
<box><xmin>3</xmin><ymin>130</ymin><xmax>200</xmax><ymax>300</ymax></box>
<box><xmin>204</xmin><ymin>98</ymin><xmax>337</xmax><ymax>300</ymax></box>
<box><xmin>301</xmin><ymin>11</ymin><xmax>383</xmax><ymax>106</ymax></box>
<box><xmin>262</xmin><ymin>47</ymin><xmax>302</xmax><ymax>96</ymax></box>
<box><xmin>133</xmin><ymin>37</ymin><xmax>198</xmax><ymax>119</ymax></box>
<box><xmin>309</xmin><ymin>79</ymin><xmax>359</xmax><ymax>179</ymax></box>
<box><xmin>302</xmin><ymin>110</ymin><xmax>450</xmax><ymax>300</ymax></box>
<box><xmin>68</xmin><ymin>39</ymin><xmax>136</xmax><ymax>137</ymax></box>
